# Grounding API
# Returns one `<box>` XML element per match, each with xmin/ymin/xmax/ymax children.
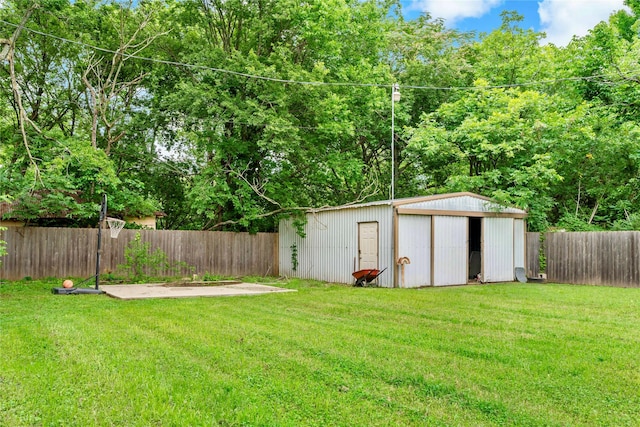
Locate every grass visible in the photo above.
<box><xmin>1</xmin><ymin>279</ymin><xmax>639</xmax><ymax>426</ymax></box>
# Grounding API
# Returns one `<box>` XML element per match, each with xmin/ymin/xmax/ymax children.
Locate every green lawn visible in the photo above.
<box><xmin>1</xmin><ymin>279</ymin><xmax>639</xmax><ymax>426</ymax></box>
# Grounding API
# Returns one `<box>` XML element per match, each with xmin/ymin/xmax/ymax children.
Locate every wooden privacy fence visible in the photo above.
<box><xmin>5</xmin><ymin>227</ymin><xmax>639</xmax><ymax>286</ymax></box>
<box><xmin>0</xmin><ymin>227</ymin><xmax>278</xmax><ymax>281</ymax></box>
<box><xmin>527</xmin><ymin>231</ymin><xmax>640</xmax><ymax>287</ymax></box>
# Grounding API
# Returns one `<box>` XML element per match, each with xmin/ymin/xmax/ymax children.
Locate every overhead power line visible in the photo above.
<box><xmin>0</xmin><ymin>18</ymin><xmax>636</xmax><ymax>91</ymax></box>
<box><xmin>0</xmin><ymin>19</ymin><xmax>383</xmax><ymax>88</ymax></box>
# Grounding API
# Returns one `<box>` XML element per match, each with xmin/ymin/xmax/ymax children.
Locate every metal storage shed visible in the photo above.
<box><xmin>279</xmin><ymin>192</ymin><xmax>527</xmax><ymax>287</ymax></box>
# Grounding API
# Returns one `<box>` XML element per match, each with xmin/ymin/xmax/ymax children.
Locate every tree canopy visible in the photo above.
<box><xmin>2</xmin><ymin>0</ymin><xmax>640</xmax><ymax>232</ymax></box>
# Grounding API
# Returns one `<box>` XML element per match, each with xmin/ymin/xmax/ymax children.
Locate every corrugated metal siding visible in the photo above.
<box><xmin>397</xmin><ymin>215</ymin><xmax>431</xmax><ymax>288</ymax></box>
<box><xmin>484</xmin><ymin>217</ymin><xmax>515</xmax><ymax>282</ymax></box>
<box><xmin>401</xmin><ymin>195</ymin><xmax>525</xmax><ymax>214</ymax></box>
<box><xmin>432</xmin><ymin>216</ymin><xmax>468</xmax><ymax>286</ymax></box>
<box><xmin>514</xmin><ymin>219</ymin><xmax>526</xmax><ymax>269</ymax></box>
<box><xmin>279</xmin><ymin>205</ymin><xmax>394</xmax><ymax>287</ymax></box>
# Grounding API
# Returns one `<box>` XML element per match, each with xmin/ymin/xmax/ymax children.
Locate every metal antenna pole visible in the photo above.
<box><xmin>391</xmin><ymin>83</ymin><xmax>401</xmax><ymax>201</ymax></box>
<box><xmin>95</xmin><ymin>194</ymin><xmax>107</xmax><ymax>290</ymax></box>
<box><xmin>391</xmin><ymin>86</ymin><xmax>395</xmax><ymax>201</ymax></box>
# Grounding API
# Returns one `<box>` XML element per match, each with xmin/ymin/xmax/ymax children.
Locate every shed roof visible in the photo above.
<box><xmin>308</xmin><ymin>192</ymin><xmax>527</xmax><ymax>217</ymax></box>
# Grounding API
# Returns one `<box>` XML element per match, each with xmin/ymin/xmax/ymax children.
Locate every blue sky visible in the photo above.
<box><xmin>400</xmin><ymin>0</ymin><xmax>628</xmax><ymax>45</ymax></box>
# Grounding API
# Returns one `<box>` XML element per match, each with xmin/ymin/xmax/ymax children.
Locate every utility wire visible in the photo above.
<box><xmin>1</xmin><ymin>18</ymin><xmax>635</xmax><ymax>91</ymax></box>
<box><xmin>0</xmin><ymin>19</ymin><xmax>382</xmax><ymax>88</ymax></box>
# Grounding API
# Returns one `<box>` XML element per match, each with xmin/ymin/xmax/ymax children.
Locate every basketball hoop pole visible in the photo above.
<box><xmin>95</xmin><ymin>193</ymin><xmax>107</xmax><ymax>290</ymax></box>
<box><xmin>52</xmin><ymin>194</ymin><xmax>107</xmax><ymax>295</ymax></box>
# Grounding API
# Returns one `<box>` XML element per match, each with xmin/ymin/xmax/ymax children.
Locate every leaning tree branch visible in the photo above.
<box><xmin>0</xmin><ymin>4</ymin><xmax>37</xmax><ymax>61</ymax></box>
<box><xmin>207</xmin><ymin>167</ymin><xmax>381</xmax><ymax>230</ymax></box>
<box><xmin>4</xmin><ymin>4</ymin><xmax>42</xmax><ymax>183</ymax></box>
<box><xmin>611</xmin><ymin>61</ymin><xmax>640</xmax><ymax>85</ymax></box>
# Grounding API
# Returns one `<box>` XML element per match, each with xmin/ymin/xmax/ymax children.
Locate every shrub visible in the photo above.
<box><xmin>116</xmin><ymin>232</ymin><xmax>194</xmax><ymax>283</ymax></box>
<box><xmin>0</xmin><ymin>226</ymin><xmax>7</xmax><ymax>267</ymax></box>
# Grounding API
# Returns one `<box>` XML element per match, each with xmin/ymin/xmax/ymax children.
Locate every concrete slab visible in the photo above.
<box><xmin>99</xmin><ymin>282</ymin><xmax>296</xmax><ymax>300</ymax></box>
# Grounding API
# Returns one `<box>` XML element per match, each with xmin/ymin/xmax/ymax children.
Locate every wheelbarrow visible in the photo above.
<box><xmin>352</xmin><ymin>267</ymin><xmax>387</xmax><ymax>287</ymax></box>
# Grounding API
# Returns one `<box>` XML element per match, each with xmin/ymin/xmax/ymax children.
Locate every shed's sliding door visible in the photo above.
<box><xmin>483</xmin><ymin>217</ymin><xmax>514</xmax><ymax>282</ymax></box>
<box><xmin>432</xmin><ymin>216</ymin><xmax>467</xmax><ymax>286</ymax></box>
<box><xmin>397</xmin><ymin>215</ymin><xmax>431</xmax><ymax>288</ymax></box>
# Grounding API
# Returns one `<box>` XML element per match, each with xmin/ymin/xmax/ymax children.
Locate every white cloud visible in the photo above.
<box><xmin>538</xmin><ymin>0</ymin><xmax>628</xmax><ymax>46</ymax></box>
<box><xmin>409</xmin><ymin>0</ymin><xmax>504</xmax><ymax>24</ymax></box>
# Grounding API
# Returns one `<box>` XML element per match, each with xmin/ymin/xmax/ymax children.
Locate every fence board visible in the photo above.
<box><xmin>0</xmin><ymin>227</ymin><xmax>278</xmax><ymax>281</ymax></box>
<box><xmin>526</xmin><ymin>232</ymin><xmax>541</xmax><ymax>278</ymax></box>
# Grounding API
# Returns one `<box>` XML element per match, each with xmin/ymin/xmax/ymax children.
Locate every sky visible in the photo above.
<box><xmin>400</xmin><ymin>0</ymin><xmax>629</xmax><ymax>46</ymax></box>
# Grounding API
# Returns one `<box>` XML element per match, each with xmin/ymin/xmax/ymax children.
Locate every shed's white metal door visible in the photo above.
<box><xmin>432</xmin><ymin>216</ymin><xmax>467</xmax><ymax>286</ymax></box>
<box><xmin>484</xmin><ymin>217</ymin><xmax>514</xmax><ymax>282</ymax></box>
<box><xmin>358</xmin><ymin>222</ymin><xmax>379</xmax><ymax>269</ymax></box>
<box><xmin>397</xmin><ymin>215</ymin><xmax>431</xmax><ymax>288</ymax></box>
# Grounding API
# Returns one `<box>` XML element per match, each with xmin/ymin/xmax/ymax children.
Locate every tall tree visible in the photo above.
<box><xmin>468</xmin><ymin>11</ymin><xmax>548</xmax><ymax>86</ymax></box>
<box><xmin>147</xmin><ymin>0</ymin><xmax>398</xmax><ymax>231</ymax></box>
<box><xmin>385</xmin><ymin>12</ymin><xmax>473</xmax><ymax>197</ymax></box>
<box><xmin>0</xmin><ymin>0</ymin><xmax>161</xmax><ymax>224</ymax></box>
<box><xmin>405</xmin><ymin>82</ymin><xmax>570</xmax><ymax>231</ymax></box>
